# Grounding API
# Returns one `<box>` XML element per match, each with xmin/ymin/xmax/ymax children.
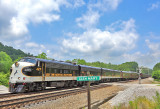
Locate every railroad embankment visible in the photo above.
<box><xmin>1</xmin><ymin>78</ymin><xmax>157</xmax><ymax>109</ymax></box>
<box><xmin>99</xmin><ymin>77</ymin><xmax>160</xmax><ymax>109</ymax></box>
<box><xmin>20</xmin><ymin>78</ymin><xmax>156</xmax><ymax>109</ymax></box>
<box><xmin>22</xmin><ymin>85</ymin><xmax>124</xmax><ymax>109</ymax></box>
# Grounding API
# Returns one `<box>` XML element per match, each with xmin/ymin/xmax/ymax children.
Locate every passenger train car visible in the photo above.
<box><xmin>9</xmin><ymin>57</ymin><xmax>149</xmax><ymax>93</ymax></box>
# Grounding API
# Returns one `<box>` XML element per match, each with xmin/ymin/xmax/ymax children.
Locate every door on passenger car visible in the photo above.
<box><xmin>42</xmin><ymin>63</ymin><xmax>46</xmax><ymax>81</ymax></box>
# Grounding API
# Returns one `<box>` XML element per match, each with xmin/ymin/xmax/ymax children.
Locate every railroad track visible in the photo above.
<box><xmin>0</xmin><ymin>93</ymin><xmax>16</xmax><ymax>99</ymax></box>
<box><xmin>0</xmin><ymin>86</ymin><xmax>75</xmax><ymax>100</ymax></box>
<box><xmin>0</xmin><ymin>84</ymin><xmax>111</xmax><ymax>109</ymax></box>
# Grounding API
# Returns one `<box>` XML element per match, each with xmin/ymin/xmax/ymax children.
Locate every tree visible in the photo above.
<box><xmin>70</xmin><ymin>59</ymin><xmax>139</xmax><ymax>72</ymax></box>
<box><xmin>152</xmin><ymin>70</ymin><xmax>160</xmax><ymax>79</ymax></box>
<box><xmin>0</xmin><ymin>51</ymin><xmax>12</xmax><ymax>73</ymax></box>
<box><xmin>14</xmin><ymin>57</ymin><xmax>23</xmax><ymax>63</ymax></box>
<box><xmin>0</xmin><ymin>42</ymin><xmax>33</xmax><ymax>61</ymax></box>
<box><xmin>72</xmin><ymin>59</ymin><xmax>87</xmax><ymax>65</ymax></box>
<box><xmin>65</xmin><ymin>60</ymin><xmax>72</xmax><ymax>63</ymax></box>
<box><xmin>152</xmin><ymin>63</ymin><xmax>160</xmax><ymax>79</ymax></box>
<box><xmin>36</xmin><ymin>52</ymin><xmax>48</xmax><ymax>59</ymax></box>
<box><xmin>118</xmin><ymin>62</ymin><xmax>138</xmax><ymax>72</ymax></box>
<box><xmin>153</xmin><ymin>63</ymin><xmax>160</xmax><ymax>71</ymax></box>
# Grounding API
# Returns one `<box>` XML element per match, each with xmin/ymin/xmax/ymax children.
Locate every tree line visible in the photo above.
<box><xmin>0</xmin><ymin>42</ymin><xmax>154</xmax><ymax>87</ymax></box>
<box><xmin>66</xmin><ymin>59</ymin><xmax>152</xmax><ymax>73</ymax></box>
<box><xmin>0</xmin><ymin>42</ymin><xmax>33</xmax><ymax>61</ymax></box>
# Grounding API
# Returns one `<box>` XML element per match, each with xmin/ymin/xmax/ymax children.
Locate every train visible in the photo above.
<box><xmin>9</xmin><ymin>57</ymin><xmax>149</xmax><ymax>93</ymax></box>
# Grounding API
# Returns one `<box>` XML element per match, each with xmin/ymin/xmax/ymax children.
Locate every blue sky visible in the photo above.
<box><xmin>0</xmin><ymin>0</ymin><xmax>160</xmax><ymax>68</ymax></box>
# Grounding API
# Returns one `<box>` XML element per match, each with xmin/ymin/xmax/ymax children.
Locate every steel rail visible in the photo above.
<box><xmin>0</xmin><ymin>84</ymin><xmax>111</xmax><ymax>109</ymax></box>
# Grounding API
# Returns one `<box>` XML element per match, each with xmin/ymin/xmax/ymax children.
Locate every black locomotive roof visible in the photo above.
<box><xmin>23</xmin><ymin>57</ymin><xmax>78</xmax><ymax>67</ymax></box>
<box><xmin>80</xmin><ymin>65</ymin><xmax>101</xmax><ymax>72</ymax></box>
<box><xmin>23</xmin><ymin>57</ymin><xmax>138</xmax><ymax>73</ymax></box>
<box><xmin>123</xmin><ymin>71</ymin><xmax>137</xmax><ymax>73</ymax></box>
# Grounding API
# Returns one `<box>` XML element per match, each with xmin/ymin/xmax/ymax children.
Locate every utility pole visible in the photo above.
<box><xmin>87</xmin><ymin>71</ymin><xmax>91</xmax><ymax>109</ymax></box>
<box><xmin>138</xmin><ymin>67</ymin><xmax>141</xmax><ymax>84</ymax></box>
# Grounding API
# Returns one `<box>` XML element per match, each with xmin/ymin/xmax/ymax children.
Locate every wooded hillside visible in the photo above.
<box><xmin>0</xmin><ymin>42</ymin><xmax>33</xmax><ymax>61</ymax></box>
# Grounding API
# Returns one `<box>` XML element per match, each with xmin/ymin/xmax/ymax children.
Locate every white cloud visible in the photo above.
<box><xmin>123</xmin><ymin>39</ymin><xmax>160</xmax><ymax>68</ymax></box>
<box><xmin>148</xmin><ymin>2</ymin><xmax>160</xmax><ymax>11</ymax></box>
<box><xmin>0</xmin><ymin>0</ymin><xmax>70</xmax><ymax>46</ymax></box>
<box><xmin>62</xmin><ymin>19</ymin><xmax>138</xmax><ymax>60</ymax></box>
<box><xmin>88</xmin><ymin>0</ymin><xmax>122</xmax><ymax>12</ymax></box>
<box><xmin>72</xmin><ymin>0</ymin><xmax>85</xmax><ymax>8</ymax></box>
<box><xmin>146</xmin><ymin>40</ymin><xmax>160</xmax><ymax>58</ymax></box>
<box><xmin>123</xmin><ymin>52</ymin><xmax>155</xmax><ymax>68</ymax></box>
<box><xmin>76</xmin><ymin>11</ymin><xmax>100</xmax><ymax>29</ymax></box>
<box><xmin>25</xmin><ymin>42</ymin><xmax>39</xmax><ymax>48</ymax></box>
<box><xmin>76</xmin><ymin>0</ymin><xmax>122</xmax><ymax>29</ymax></box>
<box><xmin>24</xmin><ymin>42</ymin><xmax>49</xmax><ymax>55</ymax></box>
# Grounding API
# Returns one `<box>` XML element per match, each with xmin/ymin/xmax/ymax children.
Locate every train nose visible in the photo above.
<box><xmin>9</xmin><ymin>62</ymin><xmax>22</xmax><ymax>83</ymax></box>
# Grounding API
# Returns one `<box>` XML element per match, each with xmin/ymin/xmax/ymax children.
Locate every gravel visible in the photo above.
<box><xmin>0</xmin><ymin>85</ymin><xmax>9</xmax><ymax>94</ymax></box>
<box><xmin>109</xmin><ymin>85</ymin><xmax>160</xmax><ymax>106</ymax></box>
<box><xmin>2</xmin><ymin>78</ymin><xmax>156</xmax><ymax>109</ymax></box>
<box><xmin>99</xmin><ymin>77</ymin><xmax>159</xmax><ymax>109</ymax></box>
<box><xmin>21</xmin><ymin>85</ymin><xmax>124</xmax><ymax>109</ymax></box>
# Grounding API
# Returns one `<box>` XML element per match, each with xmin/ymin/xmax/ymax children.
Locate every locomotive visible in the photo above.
<box><xmin>9</xmin><ymin>57</ymin><xmax>149</xmax><ymax>93</ymax></box>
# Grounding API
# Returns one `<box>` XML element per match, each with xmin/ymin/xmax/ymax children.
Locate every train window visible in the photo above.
<box><xmin>19</xmin><ymin>58</ymin><xmax>37</xmax><ymax>64</ymax></box>
<box><xmin>56</xmin><ymin>69</ymin><xmax>60</xmax><ymax>73</ymax></box>
<box><xmin>46</xmin><ymin>68</ymin><xmax>49</xmax><ymax>73</ymax></box>
<box><xmin>60</xmin><ymin>69</ymin><xmax>63</xmax><ymax>73</ymax></box>
<box><xmin>49</xmin><ymin>68</ymin><xmax>52</xmax><ymax>73</ymax></box>
<box><xmin>22</xmin><ymin>66</ymin><xmax>42</xmax><ymax>76</ymax></box>
<box><xmin>64</xmin><ymin>70</ymin><xmax>67</xmax><ymax>74</ymax></box>
<box><xmin>66</xmin><ymin>70</ymin><xmax>69</xmax><ymax>74</ymax></box>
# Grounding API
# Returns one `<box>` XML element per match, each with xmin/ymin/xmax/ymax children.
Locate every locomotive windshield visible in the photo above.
<box><xmin>19</xmin><ymin>58</ymin><xmax>37</xmax><ymax>64</ymax></box>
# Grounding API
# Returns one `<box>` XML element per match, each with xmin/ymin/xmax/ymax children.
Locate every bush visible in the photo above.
<box><xmin>0</xmin><ymin>72</ymin><xmax>9</xmax><ymax>87</ymax></box>
<box><xmin>152</xmin><ymin>70</ymin><xmax>160</xmax><ymax>79</ymax></box>
<box><xmin>0</xmin><ymin>51</ymin><xmax>13</xmax><ymax>73</ymax></box>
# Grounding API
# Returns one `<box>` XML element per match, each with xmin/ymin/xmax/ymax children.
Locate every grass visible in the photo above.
<box><xmin>114</xmin><ymin>92</ymin><xmax>160</xmax><ymax>109</ymax></box>
<box><xmin>151</xmin><ymin>79</ymin><xmax>160</xmax><ymax>86</ymax></box>
<box><xmin>0</xmin><ymin>72</ymin><xmax>9</xmax><ymax>87</ymax></box>
<box><xmin>152</xmin><ymin>79</ymin><xmax>160</xmax><ymax>84</ymax></box>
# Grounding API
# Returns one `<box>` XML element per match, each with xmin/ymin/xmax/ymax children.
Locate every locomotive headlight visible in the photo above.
<box><xmin>15</xmin><ymin>62</ymin><xmax>19</xmax><ymax>67</ymax></box>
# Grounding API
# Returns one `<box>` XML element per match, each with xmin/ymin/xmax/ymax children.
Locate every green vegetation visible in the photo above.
<box><xmin>141</xmin><ymin>67</ymin><xmax>152</xmax><ymax>75</ymax></box>
<box><xmin>114</xmin><ymin>92</ymin><xmax>160</xmax><ymax>109</ymax></box>
<box><xmin>36</xmin><ymin>52</ymin><xmax>48</xmax><ymax>59</ymax></box>
<box><xmin>0</xmin><ymin>51</ymin><xmax>13</xmax><ymax>87</ymax></box>
<box><xmin>118</xmin><ymin>62</ymin><xmax>138</xmax><ymax>72</ymax></box>
<box><xmin>0</xmin><ymin>41</ymin><xmax>34</xmax><ymax>87</ymax></box>
<box><xmin>68</xmin><ymin>59</ymin><xmax>151</xmax><ymax>72</ymax></box>
<box><xmin>152</xmin><ymin>70</ymin><xmax>160</xmax><ymax>80</ymax></box>
<box><xmin>152</xmin><ymin>63</ymin><xmax>160</xmax><ymax>79</ymax></box>
<box><xmin>0</xmin><ymin>42</ymin><xmax>33</xmax><ymax>61</ymax></box>
<box><xmin>0</xmin><ymin>41</ymin><xmax>153</xmax><ymax>87</ymax></box>
<box><xmin>0</xmin><ymin>51</ymin><xmax>12</xmax><ymax>73</ymax></box>
<box><xmin>0</xmin><ymin>72</ymin><xmax>9</xmax><ymax>87</ymax></box>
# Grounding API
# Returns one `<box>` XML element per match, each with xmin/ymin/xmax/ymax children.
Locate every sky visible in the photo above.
<box><xmin>0</xmin><ymin>0</ymin><xmax>160</xmax><ymax>68</ymax></box>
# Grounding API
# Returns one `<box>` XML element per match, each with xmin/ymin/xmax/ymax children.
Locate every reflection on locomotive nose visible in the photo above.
<box><xmin>14</xmin><ymin>70</ymin><xmax>18</xmax><ymax>75</ymax></box>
